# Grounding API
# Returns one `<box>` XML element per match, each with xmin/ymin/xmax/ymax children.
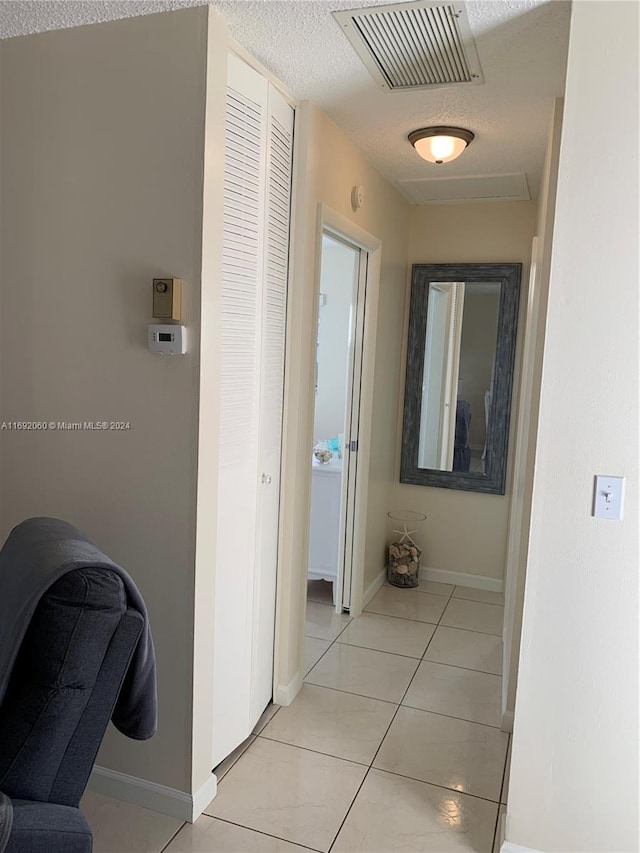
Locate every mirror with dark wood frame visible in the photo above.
<box><xmin>400</xmin><ymin>262</ymin><xmax>521</xmax><ymax>495</ymax></box>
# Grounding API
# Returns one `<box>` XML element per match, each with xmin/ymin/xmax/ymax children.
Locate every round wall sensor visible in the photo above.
<box><xmin>351</xmin><ymin>185</ymin><xmax>364</xmax><ymax>211</ymax></box>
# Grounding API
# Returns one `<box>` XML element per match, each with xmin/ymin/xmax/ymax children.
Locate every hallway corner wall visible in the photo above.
<box><xmin>276</xmin><ymin>101</ymin><xmax>411</xmax><ymax>695</ymax></box>
<box><xmin>507</xmin><ymin>2</ymin><xmax>639</xmax><ymax>849</ymax></box>
<box><xmin>502</xmin><ymin>97</ymin><xmax>564</xmax><ymax>719</ymax></box>
<box><xmin>0</xmin><ymin>6</ymin><xmax>212</xmax><ymax>796</ymax></box>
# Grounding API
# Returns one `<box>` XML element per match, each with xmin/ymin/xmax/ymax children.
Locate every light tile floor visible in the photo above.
<box><xmin>85</xmin><ymin>579</ymin><xmax>511</xmax><ymax>852</ymax></box>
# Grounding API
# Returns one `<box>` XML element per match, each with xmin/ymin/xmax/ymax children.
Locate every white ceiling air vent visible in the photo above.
<box><xmin>333</xmin><ymin>1</ymin><xmax>483</xmax><ymax>92</ymax></box>
<box><xmin>398</xmin><ymin>174</ymin><xmax>531</xmax><ymax>204</ymax></box>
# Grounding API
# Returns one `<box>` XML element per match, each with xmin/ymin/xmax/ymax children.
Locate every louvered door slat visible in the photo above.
<box><xmin>219</xmin><ymin>84</ymin><xmax>264</xmax><ymax>462</ymax></box>
<box><xmin>261</xmin><ymin>108</ymin><xmax>293</xmax><ymax>445</ymax></box>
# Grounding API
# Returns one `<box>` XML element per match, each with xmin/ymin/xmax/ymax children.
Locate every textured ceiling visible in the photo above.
<box><xmin>0</xmin><ymin>0</ymin><xmax>571</xmax><ymax>200</ymax></box>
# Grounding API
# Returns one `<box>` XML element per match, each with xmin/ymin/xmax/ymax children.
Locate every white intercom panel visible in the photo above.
<box><xmin>148</xmin><ymin>324</ymin><xmax>186</xmax><ymax>355</ymax></box>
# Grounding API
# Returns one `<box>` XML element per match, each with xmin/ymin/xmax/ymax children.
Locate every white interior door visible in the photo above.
<box><xmin>251</xmin><ymin>83</ymin><xmax>294</xmax><ymax>723</ymax></box>
<box><xmin>213</xmin><ymin>54</ymin><xmax>293</xmax><ymax>768</ymax></box>
<box><xmin>337</xmin><ymin>246</ymin><xmax>367</xmax><ymax>611</ymax></box>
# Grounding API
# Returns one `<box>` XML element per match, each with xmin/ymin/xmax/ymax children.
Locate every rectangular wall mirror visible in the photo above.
<box><xmin>400</xmin><ymin>263</ymin><xmax>521</xmax><ymax>494</ymax></box>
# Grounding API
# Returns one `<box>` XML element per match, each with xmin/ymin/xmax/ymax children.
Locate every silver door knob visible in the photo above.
<box><xmin>261</xmin><ymin>473</ymin><xmax>272</xmax><ymax>485</ymax></box>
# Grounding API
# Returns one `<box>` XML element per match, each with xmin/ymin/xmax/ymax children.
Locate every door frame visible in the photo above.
<box><xmin>272</xmin><ymin>194</ymin><xmax>381</xmax><ymax>708</ymax></box>
<box><xmin>314</xmin><ymin>227</ymin><xmax>366</xmax><ymax>614</ymax></box>
<box><xmin>316</xmin><ymin>206</ymin><xmax>381</xmax><ymax>618</ymax></box>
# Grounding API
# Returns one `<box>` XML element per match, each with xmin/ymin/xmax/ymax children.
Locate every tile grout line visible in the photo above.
<box><xmin>491</xmin><ymin>737</ymin><xmax>511</xmax><ymax>853</ymax></box>
<box><xmin>216</xmin><ymin>583</ymin><xmax>499</xmax><ymax>845</ymax></box>
<box><xmin>306</xmin><ymin>585</ymin><xmax>503</xmax><ymax>714</ymax></box>
<box><xmin>243</xmin><ymin>589</ymin><xmax>344</xmax><ymax>767</ymax></box>
<box><xmin>204</xmin><ymin>814</ymin><xmax>324</xmax><ymax>852</ymax></box>
<box><xmin>327</xmin><ymin>765</ymin><xmax>374</xmax><ymax>853</ymax></box>
<box><xmin>158</xmin><ymin>822</ymin><xmax>187</xmax><ymax>853</ymax></box>
<box><xmin>326</xmin><ymin>583</ymin><xmax>441</xmax><ymax>851</ymax></box>
<box><xmin>216</xmin><ymin>583</ymin><xmax>501</xmax><ymax>851</ymax></box>
<box><xmin>498</xmin><ymin>732</ymin><xmax>510</xmax><ymax>802</ymax></box>
<box><xmin>398</xmin><ymin>588</ymin><xmax>505</xmax><ymax>825</ymax></box>
<box><xmin>299</xmin><ymin>587</ymin><xmax>377</xmax><ymax>853</ymax></box>
<box><xmin>372</xmin><ymin>583</ymin><xmax>505</xmax><ymax>761</ymax></box>
<box><xmin>257</xmin><ymin>731</ymin><xmax>370</xmax><ymax>767</ymax></box>
<box><xmin>418</xmin><ymin>658</ymin><xmax>503</xmax><ymax>676</ymax></box>
<box><xmin>399</xmin><ymin>703</ymin><xmax>504</xmax><ymax>730</ymax></box>
<box><xmin>429</xmin><ymin>621</ymin><xmax>503</xmax><ymax>637</ymax></box>
<box><xmin>497</xmin><ymin>732</ymin><xmax>511</xmax><ymax>816</ymax></box>
<box><xmin>326</xmin><ymin>582</ymin><xmax>455</xmax><ymax>852</ymax></box>
<box><xmin>415</xmin><ymin>658</ymin><xmax>502</xmax><ymax>678</ymax></box>
<box><xmin>453</xmin><ymin>594</ymin><xmax>506</xmax><ymax>605</ymax></box>
<box><xmin>334</xmin><ymin>638</ymin><xmax>431</xmax><ymax>661</ymax></box>
<box><xmin>362</xmin><ymin>765</ymin><xmax>506</xmax><ymax>807</ymax></box>
<box><xmin>303</xmin><ymin>594</ymin><xmax>356</xmax><ymax>673</ymax></box>
<box><xmin>294</xmin><ymin>680</ymin><xmax>400</xmax><ymax>707</ymax></box>
<box><xmin>258</xmin><ymin>704</ymin><xmax>507</xmax><ymax>800</ymax></box>
<box><xmin>356</xmin><ymin>610</ymin><xmax>442</xmax><ymax>626</ymax></box>
<box><xmin>359</xmin><ymin>609</ymin><xmax>505</xmax><ymax>635</ymax></box>
<box><xmin>307</xmin><ymin>583</ymin><xmax>501</xmax><ymax>849</ymax></box>
<box><xmin>364</xmin><ymin>595</ymin><xmax>503</xmax><ymax>636</ymax></box>
<box><xmin>292</xmin><ymin>678</ymin><xmax>506</xmax><ymax>729</ymax></box>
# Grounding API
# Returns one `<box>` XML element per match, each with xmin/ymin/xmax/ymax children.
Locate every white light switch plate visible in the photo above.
<box><xmin>593</xmin><ymin>475</ymin><xmax>625</xmax><ymax>520</ymax></box>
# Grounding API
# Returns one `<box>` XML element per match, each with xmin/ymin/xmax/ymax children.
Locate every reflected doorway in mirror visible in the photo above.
<box><xmin>401</xmin><ymin>263</ymin><xmax>521</xmax><ymax>495</ymax></box>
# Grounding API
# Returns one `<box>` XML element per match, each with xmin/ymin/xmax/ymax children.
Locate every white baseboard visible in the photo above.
<box><xmin>498</xmin><ymin>811</ymin><xmax>507</xmax><ymax>851</ymax></box>
<box><xmin>193</xmin><ymin>773</ymin><xmax>219</xmax><ymax>818</ymax></box>
<box><xmin>363</xmin><ymin>568</ymin><xmax>386</xmax><ymax>607</ymax></box>
<box><xmin>88</xmin><ymin>765</ymin><xmax>217</xmax><ymax>823</ymax></box>
<box><xmin>501</xmin><ymin>842</ymin><xmax>541</xmax><ymax>853</ymax></box>
<box><xmin>501</xmin><ymin>710</ymin><xmax>514</xmax><ymax>732</ymax></box>
<box><xmin>274</xmin><ymin>670</ymin><xmax>302</xmax><ymax>706</ymax></box>
<box><xmin>420</xmin><ymin>566</ymin><xmax>503</xmax><ymax>593</ymax></box>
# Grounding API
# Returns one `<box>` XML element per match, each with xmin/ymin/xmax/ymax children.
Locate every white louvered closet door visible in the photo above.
<box><xmin>250</xmin><ymin>85</ymin><xmax>294</xmax><ymax>722</ymax></box>
<box><xmin>213</xmin><ymin>53</ymin><xmax>293</xmax><ymax>768</ymax></box>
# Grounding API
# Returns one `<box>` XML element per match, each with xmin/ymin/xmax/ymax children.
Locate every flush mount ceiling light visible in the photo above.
<box><xmin>408</xmin><ymin>126</ymin><xmax>474</xmax><ymax>164</ymax></box>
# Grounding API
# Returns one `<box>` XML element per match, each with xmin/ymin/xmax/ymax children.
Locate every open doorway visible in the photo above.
<box><xmin>306</xmin><ymin>230</ymin><xmax>367</xmax><ymax>614</ymax></box>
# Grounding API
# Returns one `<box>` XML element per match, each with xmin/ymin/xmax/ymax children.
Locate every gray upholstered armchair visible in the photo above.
<box><xmin>0</xmin><ymin>518</ymin><xmax>157</xmax><ymax>853</ymax></box>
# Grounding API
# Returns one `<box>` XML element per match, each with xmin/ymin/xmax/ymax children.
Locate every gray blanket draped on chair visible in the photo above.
<box><xmin>0</xmin><ymin>517</ymin><xmax>157</xmax><ymax>741</ymax></box>
<box><xmin>0</xmin><ymin>793</ymin><xmax>11</xmax><ymax>853</ymax></box>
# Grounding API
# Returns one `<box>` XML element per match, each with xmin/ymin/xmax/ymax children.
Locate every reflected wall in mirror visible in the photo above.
<box><xmin>401</xmin><ymin>263</ymin><xmax>521</xmax><ymax>494</ymax></box>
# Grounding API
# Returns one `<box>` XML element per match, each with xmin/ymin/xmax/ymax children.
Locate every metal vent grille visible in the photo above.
<box><xmin>333</xmin><ymin>1</ymin><xmax>483</xmax><ymax>92</ymax></box>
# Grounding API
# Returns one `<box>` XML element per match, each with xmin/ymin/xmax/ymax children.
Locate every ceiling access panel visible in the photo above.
<box><xmin>398</xmin><ymin>173</ymin><xmax>531</xmax><ymax>204</ymax></box>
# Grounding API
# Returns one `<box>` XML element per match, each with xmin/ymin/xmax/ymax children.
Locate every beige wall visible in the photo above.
<box><xmin>507</xmin><ymin>2</ymin><xmax>639</xmax><ymax>850</ymax></box>
<box><xmin>392</xmin><ymin>202</ymin><xmax>537</xmax><ymax>582</ymax></box>
<box><xmin>0</xmin><ymin>8</ymin><xmax>209</xmax><ymax>793</ymax></box>
<box><xmin>502</xmin><ymin>99</ymin><xmax>564</xmax><ymax>718</ymax></box>
<box><xmin>306</xmin><ymin>107</ymin><xmax>411</xmax><ymax>594</ymax></box>
<box><xmin>276</xmin><ymin>101</ymin><xmax>411</xmax><ymax>692</ymax></box>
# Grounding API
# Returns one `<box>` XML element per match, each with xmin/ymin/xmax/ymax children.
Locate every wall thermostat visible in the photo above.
<box><xmin>148</xmin><ymin>324</ymin><xmax>186</xmax><ymax>355</ymax></box>
<box><xmin>152</xmin><ymin>278</ymin><xmax>182</xmax><ymax>320</ymax></box>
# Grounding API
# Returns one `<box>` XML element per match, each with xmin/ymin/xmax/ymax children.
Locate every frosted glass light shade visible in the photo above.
<box><xmin>408</xmin><ymin>127</ymin><xmax>474</xmax><ymax>164</ymax></box>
